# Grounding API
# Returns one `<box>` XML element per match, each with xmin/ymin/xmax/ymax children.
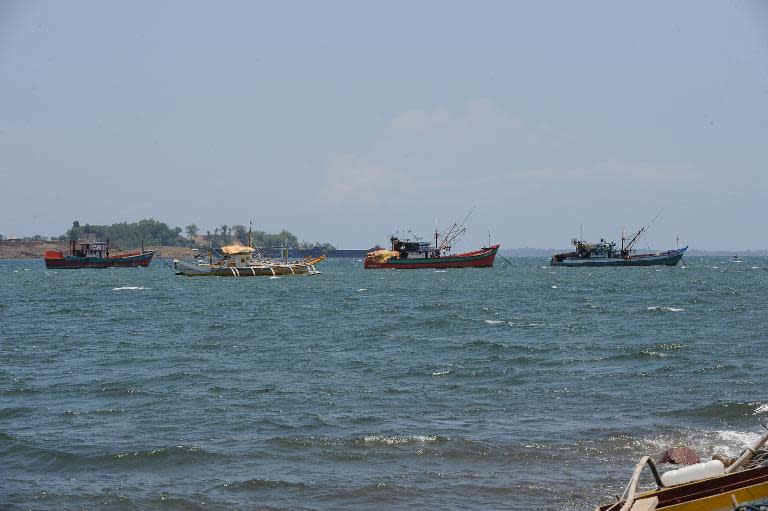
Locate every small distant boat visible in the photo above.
<box><xmin>594</xmin><ymin>427</ymin><xmax>768</xmax><ymax>511</ymax></box>
<box><xmin>551</xmin><ymin>227</ymin><xmax>686</xmax><ymax>267</ymax></box>
<box><xmin>173</xmin><ymin>244</ymin><xmax>325</xmax><ymax>277</ymax></box>
<box><xmin>44</xmin><ymin>240</ymin><xmax>154</xmax><ymax>269</ymax></box>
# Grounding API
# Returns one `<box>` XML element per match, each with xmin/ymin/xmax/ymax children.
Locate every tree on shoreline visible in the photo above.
<box><xmin>185</xmin><ymin>224</ymin><xmax>199</xmax><ymax>239</ymax></box>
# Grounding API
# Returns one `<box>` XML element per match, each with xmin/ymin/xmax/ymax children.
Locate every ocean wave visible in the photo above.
<box><xmin>0</xmin><ymin>406</ymin><xmax>34</xmax><ymax>419</ymax></box>
<box><xmin>647</xmin><ymin>306</ymin><xmax>685</xmax><ymax>312</ymax></box>
<box><xmin>634</xmin><ymin>428</ymin><xmax>763</xmax><ymax>460</ymax></box>
<box><xmin>111</xmin><ymin>445</ymin><xmax>219</xmax><ymax>463</ymax></box>
<box><xmin>356</xmin><ymin>434</ymin><xmax>450</xmax><ymax>445</ymax></box>
<box><xmin>111</xmin><ymin>286</ymin><xmax>149</xmax><ymax>291</ymax></box>
<box><xmin>98</xmin><ymin>383</ymin><xmax>144</xmax><ymax>395</ymax></box>
<box><xmin>221</xmin><ymin>478</ymin><xmax>310</xmax><ymax>491</ymax></box>
<box><xmin>665</xmin><ymin>400</ymin><xmax>767</xmax><ymax>421</ymax></box>
<box><xmin>63</xmin><ymin>408</ymin><xmax>126</xmax><ymax>416</ymax></box>
<box><xmin>269</xmin><ymin>434</ymin><xmax>452</xmax><ymax>450</ymax></box>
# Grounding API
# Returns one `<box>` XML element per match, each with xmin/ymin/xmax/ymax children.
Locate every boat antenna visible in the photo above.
<box><xmin>621</xmin><ymin>225</ymin><xmax>624</xmax><ymax>253</ymax></box>
<box><xmin>248</xmin><ymin>220</ymin><xmax>252</xmax><ymax>247</ymax></box>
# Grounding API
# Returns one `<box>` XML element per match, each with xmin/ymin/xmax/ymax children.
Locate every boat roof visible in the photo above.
<box><xmin>220</xmin><ymin>244</ymin><xmax>255</xmax><ymax>255</ymax></box>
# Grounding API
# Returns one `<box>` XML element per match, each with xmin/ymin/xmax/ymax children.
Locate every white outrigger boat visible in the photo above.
<box><xmin>173</xmin><ymin>244</ymin><xmax>324</xmax><ymax>277</ymax></box>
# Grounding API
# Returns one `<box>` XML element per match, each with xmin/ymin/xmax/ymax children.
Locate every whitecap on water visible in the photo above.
<box><xmin>647</xmin><ymin>306</ymin><xmax>685</xmax><ymax>312</ymax></box>
<box><xmin>361</xmin><ymin>434</ymin><xmax>447</xmax><ymax>445</ymax></box>
<box><xmin>434</xmin><ymin>270</ymin><xmax>447</xmax><ymax>273</ymax></box>
<box><xmin>112</xmin><ymin>286</ymin><xmax>148</xmax><ymax>291</ymax></box>
<box><xmin>713</xmin><ymin>430</ymin><xmax>762</xmax><ymax>456</ymax></box>
<box><xmin>550</xmin><ymin>285</ymin><xmax>558</xmax><ymax>289</ymax></box>
<box><xmin>269</xmin><ymin>276</ymin><xmax>280</xmax><ymax>279</ymax></box>
<box><xmin>637</xmin><ymin>430</ymin><xmax>761</xmax><ymax>459</ymax></box>
<box><xmin>358</xmin><ymin>288</ymin><xmax>367</xmax><ymax>292</ymax></box>
<box><xmin>484</xmin><ymin>319</ymin><xmax>505</xmax><ymax>325</ymax></box>
<box><xmin>432</xmin><ymin>369</ymin><xmax>450</xmax><ymax>377</ymax></box>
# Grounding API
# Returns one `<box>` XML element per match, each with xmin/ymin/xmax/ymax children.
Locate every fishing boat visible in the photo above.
<box><xmin>364</xmin><ymin>217</ymin><xmax>499</xmax><ymax>269</ymax></box>
<box><xmin>44</xmin><ymin>240</ymin><xmax>154</xmax><ymax>269</ymax></box>
<box><xmin>173</xmin><ymin>243</ymin><xmax>325</xmax><ymax>277</ymax></box>
<box><xmin>551</xmin><ymin>227</ymin><xmax>686</xmax><ymax>267</ymax></box>
<box><xmin>595</xmin><ymin>428</ymin><xmax>768</xmax><ymax>511</ymax></box>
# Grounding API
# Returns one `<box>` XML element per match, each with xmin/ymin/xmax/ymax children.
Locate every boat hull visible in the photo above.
<box><xmin>551</xmin><ymin>247</ymin><xmax>686</xmax><ymax>267</ymax></box>
<box><xmin>43</xmin><ymin>251</ymin><xmax>155</xmax><ymax>269</ymax></box>
<box><xmin>364</xmin><ymin>245</ymin><xmax>499</xmax><ymax>269</ymax></box>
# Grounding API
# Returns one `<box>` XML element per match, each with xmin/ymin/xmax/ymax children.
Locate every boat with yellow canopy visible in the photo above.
<box><xmin>173</xmin><ymin>243</ymin><xmax>324</xmax><ymax>277</ymax></box>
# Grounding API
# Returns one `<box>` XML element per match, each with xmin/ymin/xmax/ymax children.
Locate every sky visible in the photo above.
<box><xmin>1</xmin><ymin>1</ymin><xmax>766</xmax><ymax>250</ymax></box>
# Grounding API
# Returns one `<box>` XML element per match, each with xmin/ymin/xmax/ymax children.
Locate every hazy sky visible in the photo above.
<box><xmin>1</xmin><ymin>1</ymin><xmax>766</xmax><ymax>249</ymax></box>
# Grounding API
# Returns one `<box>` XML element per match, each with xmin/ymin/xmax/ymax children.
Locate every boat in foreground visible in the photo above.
<box><xmin>551</xmin><ymin>227</ymin><xmax>686</xmax><ymax>267</ymax></box>
<box><xmin>173</xmin><ymin>244</ymin><xmax>325</xmax><ymax>277</ymax></box>
<box><xmin>44</xmin><ymin>240</ymin><xmax>154</xmax><ymax>269</ymax></box>
<box><xmin>596</xmin><ymin>428</ymin><xmax>768</xmax><ymax>511</ymax></box>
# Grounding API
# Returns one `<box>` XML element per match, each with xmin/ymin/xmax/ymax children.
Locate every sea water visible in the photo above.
<box><xmin>1</xmin><ymin>257</ymin><xmax>767</xmax><ymax>510</ymax></box>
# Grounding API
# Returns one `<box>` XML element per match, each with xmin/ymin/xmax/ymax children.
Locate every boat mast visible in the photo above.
<box><xmin>621</xmin><ymin>225</ymin><xmax>625</xmax><ymax>253</ymax></box>
<box><xmin>624</xmin><ymin>227</ymin><xmax>646</xmax><ymax>253</ymax></box>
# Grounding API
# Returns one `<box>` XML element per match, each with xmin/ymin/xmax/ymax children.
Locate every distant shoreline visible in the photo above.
<box><xmin>0</xmin><ymin>241</ymin><xmax>368</xmax><ymax>260</ymax></box>
<box><xmin>1</xmin><ymin>240</ymin><xmax>765</xmax><ymax>260</ymax></box>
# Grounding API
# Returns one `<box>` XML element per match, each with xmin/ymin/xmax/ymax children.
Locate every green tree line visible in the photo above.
<box><xmin>64</xmin><ymin>219</ymin><xmax>182</xmax><ymax>248</ymax></box>
<box><xmin>62</xmin><ymin>219</ymin><xmax>334</xmax><ymax>250</ymax></box>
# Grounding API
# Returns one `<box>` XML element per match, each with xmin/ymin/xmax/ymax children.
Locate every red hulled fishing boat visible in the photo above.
<box><xmin>364</xmin><ymin>216</ymin><xmax>499</xmax><ymax>269</ymax></box>
<box><xmin>44</xmin><ymin>240</ymin><xmax>155</xmax><ymax>269</ymax></box>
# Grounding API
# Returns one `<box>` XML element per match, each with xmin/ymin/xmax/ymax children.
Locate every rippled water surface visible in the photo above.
<box><xmin>1</xmin><ymin>257</ymin><xmax>767</xmax><ymax>510</ymax></box>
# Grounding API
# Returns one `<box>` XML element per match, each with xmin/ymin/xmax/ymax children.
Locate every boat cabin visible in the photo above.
<box><xmin>70</xmin><ymin>240</ymin><xmax>109</xmax><ymax>258</ymax></box>
<box><xmin>218</xmin><ymin>244</ymin><xmax>255</xmax><ymax>267</ymax></box>
<box><xmin>390</xmin><ymin>237</ymin><xmax>439</xmax><ymax>259</ymax></box>
<box><xmin>574</xmin><ymin>238</ymin><xmax>617</xmax><ymax>259</ymax></box>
